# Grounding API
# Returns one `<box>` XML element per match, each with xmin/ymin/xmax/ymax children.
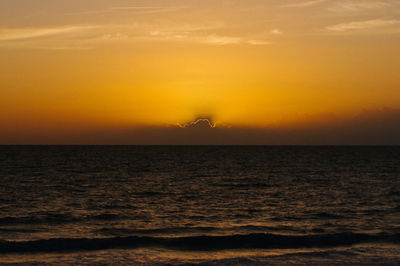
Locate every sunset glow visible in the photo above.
<box><xmin>1</xmin><ymin>0</ymin><xmax>400</xmax><ymax>143</ymax></box>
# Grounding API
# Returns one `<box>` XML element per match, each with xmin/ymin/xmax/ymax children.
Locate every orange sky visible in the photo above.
<box><xmin>1</xmin><ymin>0</ymin><xmax>400</xmax><ymax>143</ymax></box>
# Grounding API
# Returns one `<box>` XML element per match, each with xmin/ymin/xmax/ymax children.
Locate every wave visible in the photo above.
<box><xmin>0</xmin><ymin>213</ymin><xmax>128</xmax><ymax>225</ymax></box>
<box><xmin>96</xmin><ymin>224</ymin><xmax>297</xmax><ymax>236</ymax></box>
<box><xmin>1</xmin><ymin>232</ymin><xmax>399</xmax><ymax>254</ymax></box>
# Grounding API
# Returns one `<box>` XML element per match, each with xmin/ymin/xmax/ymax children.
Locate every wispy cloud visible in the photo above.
<box><xmin>270</xmin><ymin>29</ymin><xmax>283</xmax><ymax>35</ymax></box>
<box><xmin>147</xmin><ymin>30</ymin><xmax>275</xmax><ymax>46</ymax></box>
<box><xmin>328</xmin><ymin>0</ymin><xmax>393</xmax><ymax>13</ymax></box>
<box><xmin>67</xmin><ymin>6</ymin><xmax>186</xmax><ymax>16</ymax></box>
<box><xmin>0</xmin><ymin>25</ymin><xmax>96</xmax><ymax>41</ymax></box>
<box><xmin>202</xmin><ymin>35</ymin><xmax>242</xmax><ymax>45</ymax></box>
<box><xmin>246</xmin><ymin>39</ymin><xmax>271</xmax><ymax>45</ymax></box>
<box><xmin>326</xmin><ymin>19</ymin><xmax>399</xmax><ymax>32</ymax></box>
<box><xmin>111</xmin><ymin>6</ymin><xmax>172</xmax><ymax>10</ymax></box>
<box><xmin>111</xmin><ymin>6</ymin><xmax>186</xmax><ymax>14</ymax></box>
<box><xmin>147</xmin><ymin>31</ymin><xmax>242</xmax><ymax>45</ymax></box>
<box><xmin>282</xmin><ymin>0</ymin><xmax>326</xmax><ymax>8</ymax></box>
<box><xmin>143</xmin><ymin>21</ymin><xmax>240</xmax><ymax>45</ymax></box>
<box><xmin>0</xmin><ymin>20</ymin><xmax>276</xmax><ymax>49</ymax></box>
<box><xmin>147</xmin><ymin>22</ymin><xmax>225</xmax><ymax>33</ymax></box>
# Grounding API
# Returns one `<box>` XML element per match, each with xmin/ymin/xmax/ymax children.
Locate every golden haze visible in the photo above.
<box><xmin>1</xmin><ymin>0</ymin><xmax>400</xmax><ymax>141</ymax></box>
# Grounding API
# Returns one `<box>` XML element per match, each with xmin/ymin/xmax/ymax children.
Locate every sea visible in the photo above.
<box><xmin>0</xmin><ymin>146</ymin><xmax>399</xmax><ymax>265</ymax></box>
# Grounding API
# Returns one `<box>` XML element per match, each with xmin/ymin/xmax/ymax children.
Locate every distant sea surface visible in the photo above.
<box><xmin>0</xmin><ymin>146</ymin><xmax>399</xmax><ymax>265</ymax></box>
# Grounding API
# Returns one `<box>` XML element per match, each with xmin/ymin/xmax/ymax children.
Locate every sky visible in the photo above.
<box><xmin>1</xmin><ymin>0</ymin><xmax>400</xmax><ymax>144</ymax></box>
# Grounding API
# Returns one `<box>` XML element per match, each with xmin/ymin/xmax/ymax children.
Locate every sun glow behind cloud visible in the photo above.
<box><xmin>1</xmin><ymin>0</ymin><xmax>400</xmax><ymax>143</ymax></box>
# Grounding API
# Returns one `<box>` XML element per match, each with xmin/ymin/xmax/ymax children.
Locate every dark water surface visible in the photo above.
<box><xmin>0</xmin><ymin>146</ymin><xmax>399</xmax><ymax>264</ymax></box>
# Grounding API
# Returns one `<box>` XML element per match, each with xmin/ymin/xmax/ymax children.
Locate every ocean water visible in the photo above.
<box><xmin>0</xmin><ymin>146</ymin><xmax>399</xmax><ymax>265</ymax></box>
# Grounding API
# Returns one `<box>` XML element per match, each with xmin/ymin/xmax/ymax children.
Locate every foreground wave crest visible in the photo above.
<box><xmin>1</xmin><ymin>232</ymin><xmax>399</xmax><ymax>253</ymax></box>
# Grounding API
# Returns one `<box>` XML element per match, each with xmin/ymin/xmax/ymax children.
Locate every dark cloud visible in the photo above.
<box><xmin>2</xmin><ymin>108</ymin><xmax>400</xmax><ymax>145</ymax></box>
<box><xmin>180</xmin><ymin>116</ymin><xmax>216</xmax><ymax>129</ymax></box>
